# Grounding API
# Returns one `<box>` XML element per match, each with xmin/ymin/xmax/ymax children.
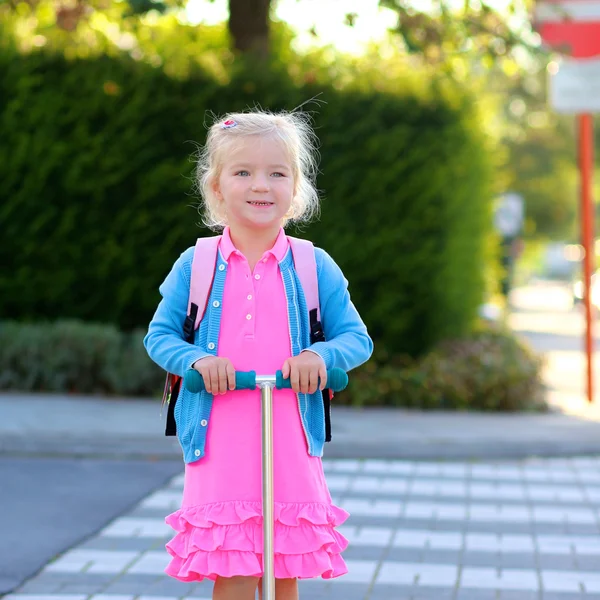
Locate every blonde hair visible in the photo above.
<box><xmin>195</xmin><ymin>110</ymin><xmax>320</xmax><ymax>230</ymax></box>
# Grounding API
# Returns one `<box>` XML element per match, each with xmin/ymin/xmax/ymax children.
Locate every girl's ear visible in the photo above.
<box><xmin>210</xmin><ymin>175</ymin><xmax>222</xmax><ymax>200</ymax></box>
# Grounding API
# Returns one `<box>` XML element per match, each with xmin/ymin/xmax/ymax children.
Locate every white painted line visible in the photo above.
<box><xmin>378</xmin><ymin>562</ymin><xmax>457</xmax><ymax>586</ymax></box>
<box><xmin>43</xmin><ymin>550</ymin><xmax>140</xmax><ymax>574</ymax></box>
<box><xmin>542</xmin><ymin>570</ymin><xmax>583</xmax><ymax>592</ymax></box>
<box><xmin>330</xmin><ymin>459</ymin><xmax>362</xmax><ymax>473</ymax></box>
<box><xmin>461</xmin><ymin>567</ymin><xmax>538</xmax><ymax>591</ymax></box>
<box><xmin>341</xmin><ymin>498</ymin><xmax>402</xmax><ymax>517</ymax></box>
<box><xmin>127</xmin><ymin>551</ymin><xmax>171</xmax><ymax>574</ymax></box>
<box><xmin>100</xmin><ymin>517</ymin><xmax>171</xmax><ymax>538</ymax></box>
<box><xmin>330</xmin><ymin>559</ymin><xmax>378</xmax><ymax>583</ymax></box>
<box><xmin>138</xmin><ymin>491</ymin><xmax>182</xmax><ymax>510</ymax></box>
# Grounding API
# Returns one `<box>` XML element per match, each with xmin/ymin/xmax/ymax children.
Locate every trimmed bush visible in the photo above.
<box><xmin>0</xmin><ymin>320</ymin><xmax>163</xmax><ymax>395</ymax></box>
<box><xmin>341</xmin><ymin>326</ymin><xmax>546</xmax><ymax>412</ymax></box>
<box><xmin>0</xmin><ymin>48</ymin><xmax>493</xmax><ymax>358</ymax></box>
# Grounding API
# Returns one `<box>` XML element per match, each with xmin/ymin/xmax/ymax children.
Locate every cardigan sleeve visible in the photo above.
<box><xmin>306</xmin><ymin>248</ymin><xmax>373</xmax><ymax>372</ymax></box>
<box><xmin>143</xmin><ymin>247</ymin><xmax>211</xmax><ymax>377</ymax></box>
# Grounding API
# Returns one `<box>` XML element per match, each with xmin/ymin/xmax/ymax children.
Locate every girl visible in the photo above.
<box><xmin>144</xmin><ymin>110</ymin><xmax>373</xmax><ymax>600</ymax></box>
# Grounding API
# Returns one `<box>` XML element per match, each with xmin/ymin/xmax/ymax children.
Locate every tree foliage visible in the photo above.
<box><xmin>0</xmin><ymin>0</ymin><xmax>588</xmax><ymax>241</ymax></box>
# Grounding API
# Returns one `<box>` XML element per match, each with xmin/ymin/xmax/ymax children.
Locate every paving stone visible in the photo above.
<box><xmin>15</xmin><ymin>581</ymin><xmax>65</xmax><ymax>594</ymax></box>
<box><xmin>98</xmin><ymin>582</ymin><xmax>160</xmax><ymax>595</ymax></box>
<box><xmin>460</xmin><ymin>552</ymin><xmax>504</xmax><ymax>568</ymax></box>
<box><xmin>421</xmin><ymin>550</ymin><xmax>462</xmax><ymax>565</ymax></box>
<box><xmin>575</xmin><ymin>556</ymin><xmax>600</xmax><ymax>570</ymax></box>
<box><xmin>498</xmin><ymin>591</ymin><xmax>539</xmax><ymax>600</ymax></box>
<box><xmin>77</xmin><ymin>537</ymin><xmax>163</xmax><ymax>553</ymax></box>
<box><xmin>142</xmin><ymin>578</ymin><xmax>197</xmax><ymax>597</ymax></box>
<box><xmin>455</xmin><ymin>589</ymin><xmax>498</xmax><ymax>600</ymax></box>
<box><xmin>29</xmin><ymin>573</ymin><xmax>115</xmax><ymax>586</ymax></box>
<box><xmin>367</xmin><ymin>584</ymin><xmax>414</xmax><ymax>600</ymax></box>
<box><xmin>465</xmin><ymin>522</ymin><xmax>535</xmax><ymax>535</ymax></box>
<box><xmin>347</xmin><ymin>515</ymin><xmax>403</xmax><ymax>529</ymax></box>
<box><xmin>343</xmin><ymin>545</ymin><xmax>387</xmax><ymax>561</ymax></box>
<box><xmin>104</xmin><ymin>574</ymin><xmax>163</xmax><ymax>586</ymax></box>
<box><xmin>496</xmin><ymin>553</ymin><xmax>538</xmax><ymax>569</ymax></box>
<box><xmin>56</xmin><ymin>583</ymin><xmax>109</xmax><ymax>595</ymax></box>
<box><xmin>410</xmin><ymin>587</ymin><xmax>454</xmax><ymax>600</ymax></box>
<box><xmin>565</xmin><ymin>524</ymin><xmax>600</xmax><ymax>535</ymax></box>
<box><xmin>537</xmin><ymin>555</ymin><xmax>578</xmax><ymax>570</ymax></box>
<box><xmin>386</xmin><ymin>548</ymin><xmax>426</xmax><ymax>563</ymax></box>
<box><xmin>327</xmin><ymin>582</ymin><xmax>371</xmax><ymax>599</ymax></box>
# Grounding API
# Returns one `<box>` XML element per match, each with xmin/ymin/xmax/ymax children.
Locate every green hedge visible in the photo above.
<box><xmin>0</xmin><ymin>320</ymin><xmax>162</xmax><ymax>395</ymax></box>
<box><xmin>0</xmin><ymin>48</ymin><xmax>494</xmax><ymax>357</ymax></box>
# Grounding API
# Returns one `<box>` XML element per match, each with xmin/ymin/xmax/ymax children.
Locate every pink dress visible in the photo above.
<box><xmin>164</xmin><ymin>228</ymin><xmax>349</xmax><ymax>581</ymax></box>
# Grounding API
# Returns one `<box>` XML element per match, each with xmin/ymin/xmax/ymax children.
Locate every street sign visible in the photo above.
<box><xmin>534</xmin><ymin>0</ymin><xmax>600</xmax><ymax>57</ymax></box>
<box><xmin>549</xmin><ymin>57</ymin><xmax>600</xmax><ymax>113</ymax></box>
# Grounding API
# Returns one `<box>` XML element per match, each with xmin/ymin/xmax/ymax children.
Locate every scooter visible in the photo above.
<box><xmin>183</xmin><ymin>367</ymin><xmax>349</xmax><ymax>600</ymax></box>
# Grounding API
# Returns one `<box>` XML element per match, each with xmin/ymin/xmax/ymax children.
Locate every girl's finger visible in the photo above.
<box><xmin>290</xmin><ymin>364</ymin><xmax>300</xmax><ymax>393</ymax></box>
<box><xmin>299</xmin><ymin>368</ymin><xmax>310</xmax><ymax>395</ymax></box>
<box><xmin>218</xmin><ymin>365</ymin><xmax>228</xmax><ymax>395</ymax></box>
<box><xmin>281</xmin><ymin>359</ymin><xmax>290</xmax><ymax>379</ymax></box>
<box><xmin>308</xmin><ymin>369</ymin><xmax>318</xmax><ymax>395</ymax></box>
<box><xmin>318</xmin><ymin>365</ymin><xmax>328</xmax><ymax>391</ymax></box>
<box><xmin>199</xmin><ymin>365</ymin><xmax>211</xmax><ymax>393</ymax></box>
<box><xmin>208</xmin><ymin>365</ymin><xmax>219</xmax><ymax>395</ymax></box>
<box><xmin>226</xmin><ymin>362</ymin><xmax>236</xmax><ymax>391</ymax></box>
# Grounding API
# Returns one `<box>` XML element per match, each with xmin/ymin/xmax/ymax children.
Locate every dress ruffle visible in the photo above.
<box><xmin>164</xmin><ymin>500</ymin><xmax>349</xmax><ymax>581</ymax></box>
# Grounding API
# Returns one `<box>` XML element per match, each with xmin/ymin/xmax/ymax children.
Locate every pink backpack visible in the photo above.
<box><xmin>162</xmin><ymin>236</ymin><xmax>333</xmax><ymax>440</ymax></box>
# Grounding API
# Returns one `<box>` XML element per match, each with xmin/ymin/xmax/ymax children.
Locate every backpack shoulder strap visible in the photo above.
<box><xmin>189</xmin><ymin>236</ymin><xmax>221</xmax><ymax>330</ymax></box>
<box><xmin>288</xmin><ymin>236</ymin><xmax>319</xmax><ymax>321</ymax></box>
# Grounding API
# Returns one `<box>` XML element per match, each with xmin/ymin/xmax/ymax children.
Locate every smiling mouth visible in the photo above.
<box><xmin>247</xmin><ymin>201</ymin><xmax>274</xmax><ymax>206</ymax></box>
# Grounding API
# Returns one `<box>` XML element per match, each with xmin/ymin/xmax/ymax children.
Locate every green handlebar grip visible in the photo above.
<box><xmin>183</xmin><ymin>367</ymin><xmax>348</xmax><ymax>393</ymax></box>
<box><xmin>236</xmin><ymin>371</ymin><xmax>257</xmax><ymax>390</ymax></box>
<box><xmin>183</xmin><ymin>369</ymin><xmax>257</xmax><ymax>393</ymax></box>
<box><xmin>275</xmin><ymin>367</ymin><xmax>348</xmax><ymax>392</ymax></box>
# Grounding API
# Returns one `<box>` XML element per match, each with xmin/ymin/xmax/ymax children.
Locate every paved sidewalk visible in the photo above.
<box><xmin>6</xmin><ymin>456</ymin><xmax>600</xmax><ymax>600</ymax></box>
<box><xmin>3</xmin><ymin>393</ymin><xmax>600</xmax><ymax>461</ymax></box>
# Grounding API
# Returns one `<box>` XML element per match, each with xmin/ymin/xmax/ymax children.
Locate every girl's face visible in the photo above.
<box><xmin>213</xmin><ymin>136</ymin><xmax>295</xmax><ymax>233</ymax></box>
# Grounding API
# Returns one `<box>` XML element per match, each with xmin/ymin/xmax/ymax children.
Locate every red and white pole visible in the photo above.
<box><xmin>578</xmin><ymin>113</ymin><xmax>595</xmax><ymax>403</ymax></box>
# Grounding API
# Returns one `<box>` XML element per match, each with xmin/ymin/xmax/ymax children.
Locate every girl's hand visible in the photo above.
<box><xmin>282</xmin><ymin>351</ymin><xmax>327</xmax><ymax>394</ymax></box>
<box><xmin>192</xmin><ymin>357</ymin><xmax>235</xmax><ymax>395</ymax></box>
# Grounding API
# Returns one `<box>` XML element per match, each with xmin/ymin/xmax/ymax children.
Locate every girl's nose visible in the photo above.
<box><xmin>251</xmin><ymin>177</ymin><xmax>269</xmax><ymax>192</ymax></box>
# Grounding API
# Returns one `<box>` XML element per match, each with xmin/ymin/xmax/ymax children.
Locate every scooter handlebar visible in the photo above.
<box><xmin>183</xmin><ymin>367</ymin><xmax>348</xmax><ymax>394</ymax></box>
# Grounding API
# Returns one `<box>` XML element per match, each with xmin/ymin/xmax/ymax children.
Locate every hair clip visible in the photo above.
<box><xmin>221</xmin><ymin>119</ymin><xmax>237</xmax><ymax>129</ymax></box>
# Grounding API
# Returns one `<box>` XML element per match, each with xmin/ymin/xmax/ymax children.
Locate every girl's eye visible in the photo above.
<box><xmin>235</xmin><ymin>170</ymin><xmax>250</xmax><ymax>176</ymax></box>
<box><xmin>271</xmin><ymin>172</ymin><xmax>285</xmax><ymax>178</ymax></box>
